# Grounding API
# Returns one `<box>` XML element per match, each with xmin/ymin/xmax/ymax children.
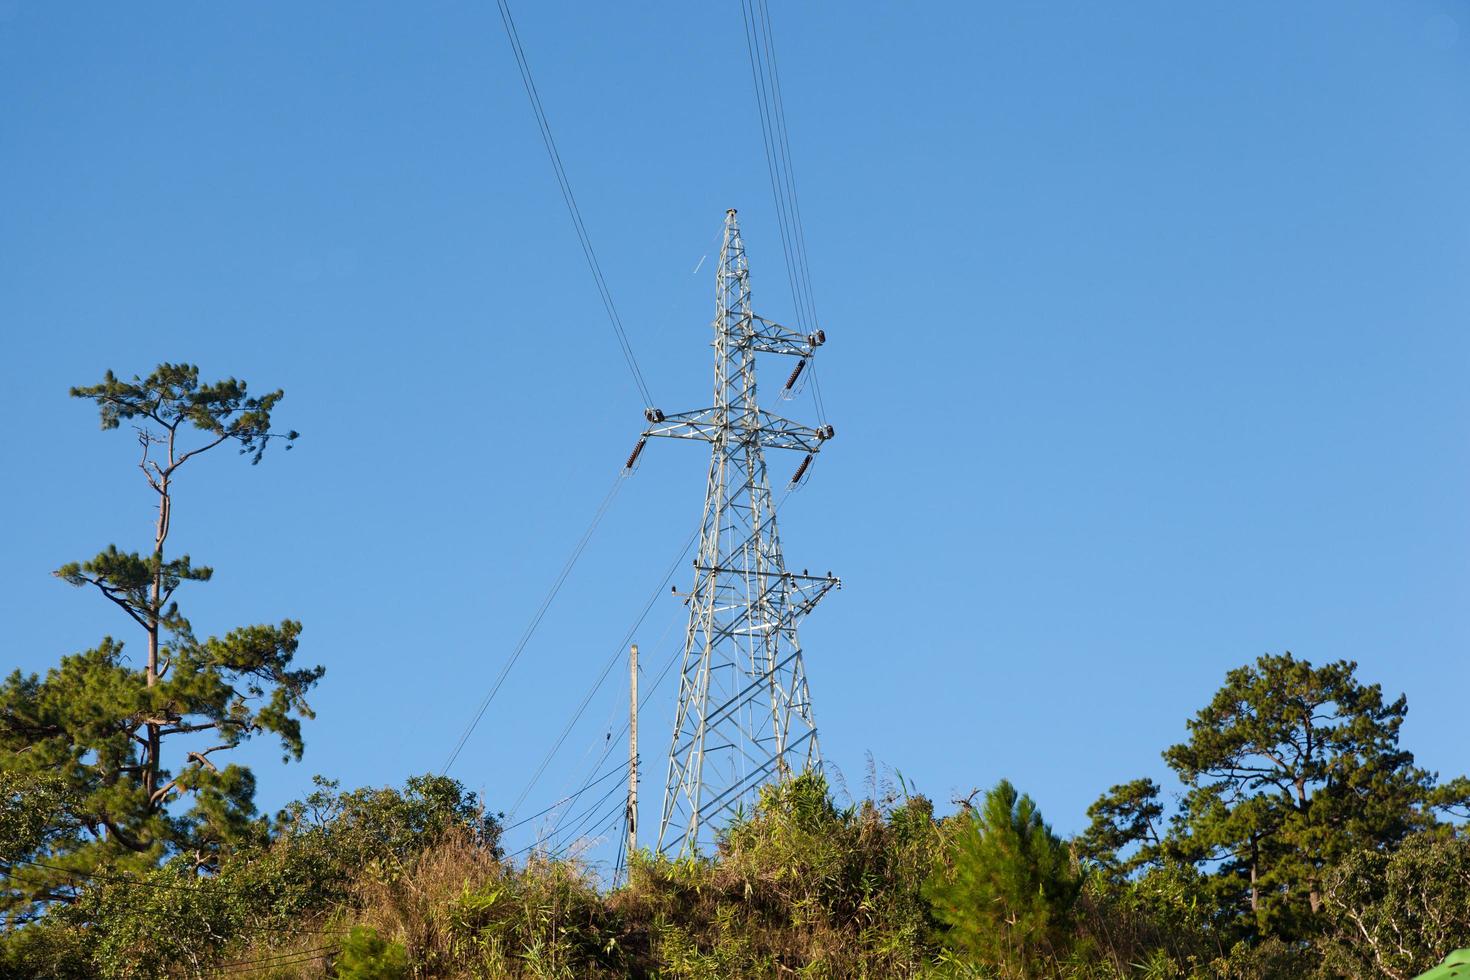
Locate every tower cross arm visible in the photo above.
<box><xmin>682</xmin><ymin>569</ymin><xmax>837</xmax><ymax>652</ymax></box>
<box><xmin>782</xmin><ymin>573</ymin><xmax>840</xmax><ymax>618</ymax></box>
<box><xmin>691</xmin><ymin>565</ymin><xmax>840</xmax><ymax>624</ymax></box>
<box><xmin>642</xmin><ymin>408</ymin><xmax>833</xmax><ymax>454</ymax></box>
<box><xmin>748</xmin><ymin>314</ymin><xmax>826</xmax><ymax>357</ymax></box>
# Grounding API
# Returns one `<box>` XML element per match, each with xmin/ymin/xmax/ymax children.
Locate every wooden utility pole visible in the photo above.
<box><xmin>627</xmin><ymin>643</ymin><xmax>638</xmax><ymax>859</ymax></box>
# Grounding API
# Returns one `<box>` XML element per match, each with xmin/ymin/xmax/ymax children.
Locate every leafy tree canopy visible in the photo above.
<box><xmin>1318</xmin><ymin>828</ymin><xmax>1470</xmax><ymax>980</ymax></box>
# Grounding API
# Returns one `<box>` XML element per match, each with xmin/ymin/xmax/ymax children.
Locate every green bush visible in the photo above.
<box><xmin>336</xmin><ymin>926</ymin><xmax>409</xmax><ymax>980</ymax></box>
<box><xmin>0</xmin><ymin>774</ymin><xmax>491</xmax><ymax>978</ymax></box>
<box><xmin>1317</xmin><ymin>829</ymin><xmax>1470</xmax><ymax>979</ymax></box>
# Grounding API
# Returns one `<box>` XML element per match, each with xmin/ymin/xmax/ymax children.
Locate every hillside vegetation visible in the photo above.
<box><xmin>3</xmin><ymin>753</ymin><xmax>1468</xmax><ymax>978</ymax></box>
<box><xmin>2</xmin><ymin>365</ymin><xmax>1467</xmax><ymax>978</ymax></box>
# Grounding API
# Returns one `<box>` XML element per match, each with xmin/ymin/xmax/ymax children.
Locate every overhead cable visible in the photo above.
<box><xmin>494</xmin><ymin>0</ymin><xmax>655</xmax><ymax>408</ymax></box>
<box><xmin>548</xmin><ymin>777</ymin><xmax>629</xmax><ymax>848</ymax></box>
<box><xmin>737</xmin><ymin>0</ymin><xmax>830</xmax><ymax>425</ymax></box>
<box><xmin>501</xmin><ymin>758</ymin><xmax>630</xmax><ymax>834</ymax></box>
<box><xmin>4</xmin><ymin>858</ymin><xmax>209</xmax><ymax>892</ymax></box>
<box><xmin>441</xmin><ymin>468</ymin><xmax>627</xmax><ymax>775</ymax></box>
<box><xmin>539</xmin><ymin>609</ymin><xmax>678</xmax><ymax>842</ymax></box>
<box><xmin>205</xmin><ymin>945</ymin><xmax>339</xmax><ymax>976</ymax></box>
<box><xmin>506</xmin><ymin>523</ymin><xmax>700</xmax><ymax>815</ymax></box>
<box><xmin>509</xmin><ymin>487</ymin><xmax>800</xmax><ymax>862</ymax></box>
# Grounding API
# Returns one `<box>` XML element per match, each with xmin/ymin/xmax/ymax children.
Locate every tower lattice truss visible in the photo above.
<box><xmin>634</xmin><ymin>209</ymin><xmax>838</xmax><ymax>855</ymax></box>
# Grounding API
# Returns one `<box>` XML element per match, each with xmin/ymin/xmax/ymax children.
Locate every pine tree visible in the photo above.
<box><xmin>0</xmin><ymin>364</ymin><xmax>322</xmax><ymax>919</ymax></box>
<box><xmin>924</xmin><ymin>779</ymin><xmax>1079</xmax><ymax>973</ymax></box>
<box><xmin>1084</xmin><ymin>653</ymin><xmax>1470</xmax><ymax>941</ymax></box>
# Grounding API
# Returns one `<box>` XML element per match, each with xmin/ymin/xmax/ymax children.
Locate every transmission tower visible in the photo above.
<box><xmin>627</xmin><ymin>208</ymin><xmax>837</xmax><ymax>855</ymax></box>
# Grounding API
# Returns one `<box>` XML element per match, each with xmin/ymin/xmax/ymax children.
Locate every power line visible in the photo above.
<box><xmin>512</xmin><ymin>795</ymin><xmax>627</xmax><ymax>865</ymax></box>
<box><xmin>4</xmin><ymin>858</ymin><xmax>210</xmax><ymax>892</ymax></box>
<box><xmin>549</xmin><ymin>778</ymin><xmax>628</xmax><ymax>849</ymax></box>
<box><xmin>205</xmin><ymin>944</ymin><xmax>339</xmax><ymax>976</ymax></box>
<box><xmin>536</xmin><ymin>480</ymin><xmax>804</xmax><ymax>863</ymax></box>
<box><xmin>514</xmin><ymin>477</ymin><xmax>800</xmax><ymax>860</ymax></box>
<box><xmin>613</xmin><ymin>809</ymin><xmax>629</xmax><ymax>885</ymax></box>
<box><xmin>501</xmin><ymin>758</ymin><xmax>630</xmax><ymax>834</ymax></box>
<box><xmin>494</xmin><ymin>0</ymin><xmax>654</xmax><ymax>408</ymax></box>
<box><xmin>596</xmin><ymin>485</ymin><xmax>797</xmax><ymax>798</ymax></box>
<box><xmin>756</xmin><ymin>0</ymin><xmax>831</xmax><ymax>426</ymax></box>
<box><xmin>498</xmin><ymin>612</ymin><xmax>680</xmax><ymax>864</ymax></box>
<box><xmin>756</xmin><ymin>0</ymin><xmax>820</xmax><ymax>333</ymax></box>
<box><xmin>545</xmin><ymin>723</ymin><xmax>622</xmax><ymax>841</ymax></box>
<box><xmin>441</xmin><ymin>468</ymin><xmax>627</xmax><ymax>775</ymax></box>
<box><xmin>737</xmin><ymin>0</ymin><xmax>829</xmax><ymax>426</ymax></box>
<box><xmin>506</xmin><ymin>523</ymin><xmax>700</xmax><ymax>816</ymax></box>
<box><xmin>5</xmin><ymin>859</ymin><xmax>342</xmax><ymax>975</ymax></box>
<box><xmin>537</xmin><ymin>607</ymin><xmax>677</xmax><ymax>838</ymax></box>
<box><xmin>738</xmin><ymin>1</ymin><xmax>808</xmax><ymax>332</ymax></box>
<box><xmin>582</xmin><ymin>806</ymin><xmax>629</xmax><ymax>859</ymax></box>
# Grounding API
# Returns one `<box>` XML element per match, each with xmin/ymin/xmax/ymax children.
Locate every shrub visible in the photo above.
<box><xmin>1317</xmin><ymin>829</ymin><xmax>1470</xmax><ymax>979</ymax></box>
<box><xmin>924</xmin><ymin>780</ymin><xmax>1080</xmax><ymax>976</ymax></box>
<box><xmin>336</xmin><ymin>926</ymin><xmax>409</xmax><ymax>980</ymax></box>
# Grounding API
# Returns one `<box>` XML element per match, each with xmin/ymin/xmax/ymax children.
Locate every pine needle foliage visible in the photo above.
<box><xmin>1</xmin><ymin>364</ymin><xmax>317</xmax><ymax>922</ymax></box>
<box><xmin>1084</xmin><ymin>653</ymin><xmax>1470</xmax><ymax>944</ymax></box>
<box><xmin>924</xmin><ymin>779</ymin><xmax>1081</xmax><ymax>975</ymax></box>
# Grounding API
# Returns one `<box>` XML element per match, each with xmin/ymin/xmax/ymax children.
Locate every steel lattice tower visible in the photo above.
<box><xmin>631</xmin><ymin>209</ymin><xmax>837</xmax><ymax>855</ymax></box>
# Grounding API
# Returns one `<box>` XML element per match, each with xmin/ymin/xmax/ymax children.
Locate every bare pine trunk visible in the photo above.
<box><xmin>145</xmin><ymin>458</ymin><xmax>171</xmax><ymax>806</ymax></box>
<box><xmin>1294</xmin><ymin>766</ymin><xmax>1320</xmax><ymax>913</ymax></box>
<box><xmin>1249</xmin><ymin>840</ymin><xmax>1260</xmax><ymax>914</ymax></box>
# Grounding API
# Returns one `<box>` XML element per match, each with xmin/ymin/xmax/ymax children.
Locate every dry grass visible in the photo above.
<box><xmin>202</xmin><ymin>926</ymin><xmax>340</xmax><ymax>979</ymax></box>
<box><xmin>349</xmin><ymin>827</ymin><xmax>505</xmax><ymax>977</ymax></box>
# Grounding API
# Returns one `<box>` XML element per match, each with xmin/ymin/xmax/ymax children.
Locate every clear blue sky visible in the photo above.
<box><xmin>3</xmin><ymin>1</ymin><xmax>1468</xmax><ymax>867</ymax></box>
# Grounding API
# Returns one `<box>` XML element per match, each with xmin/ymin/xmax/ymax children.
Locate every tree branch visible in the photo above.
<box><xmin>149</xmin><ymin>776</ymin><xmax>183</xmax><ymax>805</ymax></box>
<box><xmin>101</xmin><ymin>818</ymin><xmax>148</xmax><ymax>852</ymax></box>
<box><xmin>185</xmin><ymin>744</ymin><xmax>232</xmax><ymax>773</ymax></box>
<box><xmin>169</xmin><ymin>431</ymin><xmax>233</xmax><ymax>473</ymax></box>
<box><xmin>88</xmin><ymin>582</ymin><xmax>151</xmax><ymax>630</ymax></box>
<box><xmin>156</xmin><ymin>719</ymin><xmax>243</xmax><ymax>737</ymax></box>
